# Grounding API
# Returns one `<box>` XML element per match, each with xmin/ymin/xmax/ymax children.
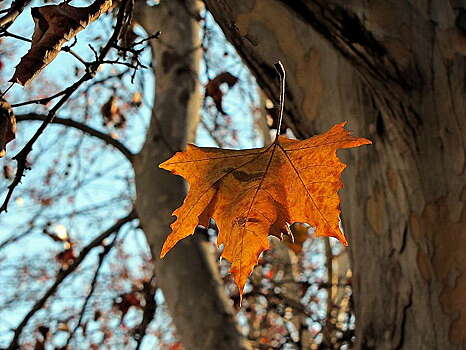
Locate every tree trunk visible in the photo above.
<box><xmin>205</xmin><ymin>1</ymin><xmax>466</xmax><ymax>349</ymax></box>
<box><xmin>134</xmin><ymin>1</ymin><xmax>251</xmax><ymax>349</ymax></box>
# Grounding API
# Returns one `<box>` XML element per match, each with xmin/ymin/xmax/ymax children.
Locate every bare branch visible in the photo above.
<box><xmin>5</xmin><ymin>208</ymin><xmax>137</xmax><ymax>350</ymax></box>
<box><xmin>134</xmin><ymin>274</ymin><xmax>157</xmax><ymax>350</ymax></box>
<box><xmin>10</xmin><ymin>69</ymin><xmax>131</xmax><ymax>108</ymax></box>
<box><xmin>16</xmin><ymin>113</ymin><xmax>134</xmax><ymax>163</ymax></box>
<box><xmin>0</xmin><ymin>0</ymin><xmax>133</xmax><ymax>213</ymax></box>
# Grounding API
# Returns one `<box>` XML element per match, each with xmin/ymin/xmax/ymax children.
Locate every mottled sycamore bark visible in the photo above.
<box><xmin>205</xmin><ymin>1</ymin><xmax>466</xmax><ymax>349</ymax></box>
<box><xmin>134</xmin><ymin>1</ymin><xmax>250</xmax><ymax>349</ymax></box>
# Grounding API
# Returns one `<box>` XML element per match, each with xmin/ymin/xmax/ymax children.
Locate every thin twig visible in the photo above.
<box><xmin>134</xmin><ymin>273</ymin><xmax>157</xmax><ymax>350</ymax></box>
<box><xmin>10</xmin><ymin>69</ymin><xmax>131</xmax><ymax>108</ymax></box>
<box><xmin>131</xmin><ymin>31</ymin><xmax>161</xmax><ymax>47</ymax></box>
<box><xmin>0</xmin><ymin>0</ymin><xmax>31</xmax><ymax>29</ymax></box>
<box><xmin>0</xmin><ymin>30</ymin><xmax>31</xmax><ymax>42</ymax></box>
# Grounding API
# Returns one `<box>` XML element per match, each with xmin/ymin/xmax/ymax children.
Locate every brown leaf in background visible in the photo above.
<box><xmin>3</xmin><ymin>165</ymin><xmax>13</xmax><ymax>180</ymax></box>
<box><xmin>101</xmin><ymin>96</ymin><xmax>126</xmax><ymax>128</ymax></box>
<box><xmin>114</xmin><ymin>291</ymin><xmax>142</xmax><ymax>323</ymax></box>
<box><xmin>94</xmin><ymin>310</ymin><xmax>102</xmax><ymax>321</ymax></box>
<box><xmin>101</xmin><ymin>96</ymin><xmax>119</xmax><ymax>122</ymax></box>
<box><xmin>57</xmin><ymin>322</ymin><xmax>70</xmax><ymax>332</ymax></box>
<box><xmin>33</xmin><ymin>340</ymin><xmax>45</xmax><ymax>350</ymax></box>
<box><xmin>9</xmin><ymin>0</ymin><xmax>113</xmax><ymax>86</ymax></box>
<box><xmin>37</xmin><ymin>325</ymin><xmax>49</xmax><ymax>340</ymax></box>
<box><xmin>56</xmin><ymin>247</ymin><xmax>75</xmax><ymax>268</ymax></box>
<box><xmin>205</xmin><ymin>72</ymin><xmax>238</xmax><ymax>115</ymax></box>
<box><xmin>0</xmin><ymin>98</ymin><xmax>16</xmax><ymax>158</ymax></box>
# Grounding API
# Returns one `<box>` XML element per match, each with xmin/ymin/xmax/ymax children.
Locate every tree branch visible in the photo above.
<box><xmin>16</xmin><ymin>113</ymin><xmax>134</xmax><ymax>163</ymax></box>
<box><xmin>0</xmin><ymin>0</ymin><xmax>31</xmax><ymax>30</ymax></box>
<box><xmin>6</xmin><ymin>209</ymin><xmax>137</xmax><ymax>350</ymax></box>
<box><xmin>134</xmin><ymin>274</ymin><xmax>157</xmax><ymax>350</ymax></box>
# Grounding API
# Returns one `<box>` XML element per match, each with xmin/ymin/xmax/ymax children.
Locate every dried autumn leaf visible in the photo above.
<box><xmin>205</xmin><ymin>72</ymin><xmax>238</xmax><ymax>115</ymax></box>
<box><xmin>114</xmin><ymin>292</ymin><xmax>142</xmax><ymax>323</ymax></box>
<box><xmin>130</xmin><ymin>91</ymin><xmax>142</xmax><ymax>107</ymax></box>
<box><xmin>56</xmin><ymin>247</ymin><xmax>75</xmax><ymax>268</ymax></box>
<box><xmin>94</xmin><ymin>310</ymin><xmax>102</xmax><ymax>321</ymax></box>
<box><xmin>0</xmin><ymin>98</ymin><xmax>16</xmax><ymax>158</ymax></box>
<box><xmin>3</xmin><ymin>165</ymin><xmax>13</xmax><ymax>180</ymax></box>
<box><xmin>9</xmin><ymin>0</ymin><xmax>112</xmax><ymax>86</ymax></box>
<box><xmin>57</xmin><ymin>322</ymin><xmax>70</xmax><ymax>332</ymax></box>
<box><xmin>101</xmin><ymin>96</ymin><xmax>126</xmax><ymax>128</ymax></box>
<box><xmin>37</xmin><ymin>325</ymin><xmax>49</xmax><ymax>340</ymax></box>
<box><xmin>33</xmin><ymin>339</ymin><xmax>45</xmax><ymax>350</ymax></box>
<box><xmin>160</xmin><ymin>122</ymin><xmax>371</xmax><ymax>296</ymax></box>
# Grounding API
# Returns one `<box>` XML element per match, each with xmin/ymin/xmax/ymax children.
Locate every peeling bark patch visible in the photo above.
<box><xmin>385</xmin><ymin>166</ymin><xmax>398</xmax><ymax>196</ymax></box>
<box><xmin>413</xmin><ymin>199</ymin><xmax>466</xmax><ymax>346</ymax></box>
<box><xmin>365</xmin><ymin>183</ymin><xmax>386</xmax><ymax>235</ymax></box>
<box><xmin>416</xmin><ymin>249</ymin><xmax>432</xmax><ymax>280</ymax></box>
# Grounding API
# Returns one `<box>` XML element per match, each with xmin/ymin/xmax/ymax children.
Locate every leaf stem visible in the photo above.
<box><xmin>273</xmin><ymin>60</ymin><xmax>285</xmax><ymax>142</ymax></box>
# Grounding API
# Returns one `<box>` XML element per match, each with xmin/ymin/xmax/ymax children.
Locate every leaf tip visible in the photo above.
<box><xmin>337</xmin><ymin>234</ymin><xmax>349</xmax><ymax>246</ymax></box>
<box><xmin>158</xmin><ymin>159</ymin><xmax>176</xmax><ymax>173</ymax></box>
<box><xmin>363</xmin><ymin>138</ymin><xmax>373</xmax><ymax>145</ymax></box>
<box><xmin>160</xmin><ymin>241</ymin><xmax>172</xmax><ymax>259</ymax></box>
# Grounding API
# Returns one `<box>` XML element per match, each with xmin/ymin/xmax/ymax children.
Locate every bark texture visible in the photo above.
<box><xmin>134</xmin><ymin>1</ymin><xmax>250</xmax><ymax>349</ymax></box>
<box><xmin>205</xmin><ymin>1</ymin><xmax>466</xmax><ymax>349</ymax></box>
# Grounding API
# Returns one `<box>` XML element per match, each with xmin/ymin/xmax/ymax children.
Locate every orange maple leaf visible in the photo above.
<box><xmin>159</xmin><ymin>122</ymin><xmax>371</xmax><ymax>297</ymax></box>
